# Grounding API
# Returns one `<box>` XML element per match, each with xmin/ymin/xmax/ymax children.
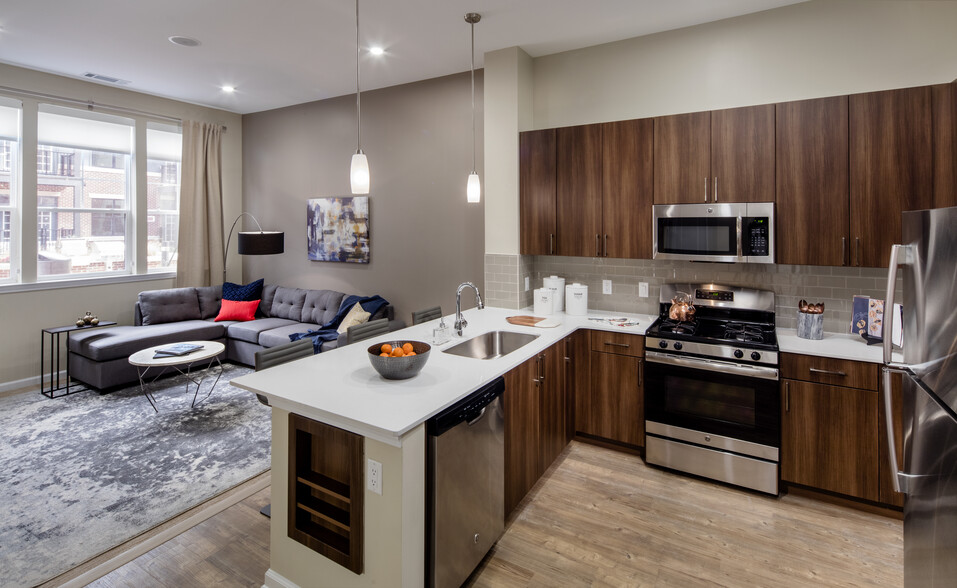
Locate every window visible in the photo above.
<box><xmin>0</xmin><ymin>98</ymin><xmax>20</xmax><ymax>284</ymax></box>
<box><xmin>37</xmin><ymin>105</ymin><xmax>133</xmax><ymax>278</ymax></box>
<box><xmin>146</xmin><ymin>121</ymin><xmax>182</xmax><ymax>273</ymax></box>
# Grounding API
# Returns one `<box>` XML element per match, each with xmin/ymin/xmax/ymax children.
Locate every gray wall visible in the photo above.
<box><xmin>241</xmin><ymin>71</ymin><xmax>485</xmax><ymax>324</ymax></box>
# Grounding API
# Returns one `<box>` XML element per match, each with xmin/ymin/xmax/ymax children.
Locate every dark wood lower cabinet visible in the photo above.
<box><xmin>539</xmin><ymin>345</ymin><xmax>566</xmax><ymax>469</ymax></box>
<box><xmin>583</xmin><ymin>351</ymin><xmax>643</xmax><ymax>447</ymax></box>
<box><xmin>781</xmin><ymin>379</ymin><xmax>879</xmax><ymax>503</ymax></box>
<box><xmin>504</xmin><ymin>356</ymin><xmax>542</xmax><ymax>516</ymax></box>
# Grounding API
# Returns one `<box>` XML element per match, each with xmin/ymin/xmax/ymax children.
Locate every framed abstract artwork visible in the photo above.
<box><xmin>306</xmin><ymin>196</ymin><xmax>370</xmax><ymax>263</ymax></box>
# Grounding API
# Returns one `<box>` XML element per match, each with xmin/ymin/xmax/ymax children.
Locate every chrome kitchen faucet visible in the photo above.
<box><xmin>454</xmin><ymin>282</ymin><xmax>484</xmax><ymax>336</ymax></box>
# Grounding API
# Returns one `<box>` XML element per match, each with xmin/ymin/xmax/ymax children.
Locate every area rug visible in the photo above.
<box><xmin>0</xmin><ymin>363</ymin><xmax>269</xmax><ymax>588</ymax></box>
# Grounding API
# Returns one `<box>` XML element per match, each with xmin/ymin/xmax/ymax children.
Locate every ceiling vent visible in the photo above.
<box><xmin>82</xmin><ymin>72</ymin><xmax>131</xmax><ymax>85</ymax></box>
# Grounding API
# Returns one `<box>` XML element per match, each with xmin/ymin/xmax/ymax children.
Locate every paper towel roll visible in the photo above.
<box><xmin>533</xmin><ymin>288</ymin><xmax>554</xmax><ymax>316</ymax></box>
<box><xmin>543</xmin><ymin>275</ymin><xmax>565</xmax><ymax>312</ymax></box>
<box><xmin>565</xmin><ymin>283</ymin><xmax>588</xmax><ymax>316</ymax></box>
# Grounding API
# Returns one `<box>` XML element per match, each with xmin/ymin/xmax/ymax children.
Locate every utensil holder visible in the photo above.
<box><xmin>797</xmin><ymin>312</ymin><xmax>824</xmax><ymax>340</ymax></box>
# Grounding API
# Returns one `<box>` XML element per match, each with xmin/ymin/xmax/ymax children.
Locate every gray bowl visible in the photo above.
<box><xmin>367</xmin><ymin>340</ymin><xmax>431</xmax><ymax>380</ymax></box>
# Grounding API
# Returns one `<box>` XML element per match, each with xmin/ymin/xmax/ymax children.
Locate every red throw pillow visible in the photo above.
<box><xmin>215</xmin><ymin>299</ymin><xmax>260</xmax><ymax>322</ymax></box>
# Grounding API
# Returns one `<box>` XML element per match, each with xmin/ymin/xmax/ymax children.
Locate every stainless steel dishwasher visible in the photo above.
<box><xmin>427</xmin><ymin>377</ymin><xmax>505</xmax><ymax>588</ymax></box>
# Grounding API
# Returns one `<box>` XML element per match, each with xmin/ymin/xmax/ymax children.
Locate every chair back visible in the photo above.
<box><xmin>347</xmin><ymin>318</ymin><xmax>390</xmax><ymax>345</ymax></box>
<box><xmin>255</xmin><ymin>338</ymin><xmax>315</xmax><ymax>371</ymax></box>
<box><xmin>412</xmin><ymin>306</ymin><xmax>442</xmax><ymax>325</ymax></box>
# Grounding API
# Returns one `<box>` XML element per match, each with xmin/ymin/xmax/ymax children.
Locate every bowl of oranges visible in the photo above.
<box><xmin>367</xmin><ymin>340</ymin><xmax>431</xmax><ymax>380</ymax></box>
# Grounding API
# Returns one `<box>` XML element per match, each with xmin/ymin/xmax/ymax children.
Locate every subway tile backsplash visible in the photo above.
<box><xmin>486</xmin><ymin>254</ymin><xmax>898</xmax><ymax>335</ymax></box>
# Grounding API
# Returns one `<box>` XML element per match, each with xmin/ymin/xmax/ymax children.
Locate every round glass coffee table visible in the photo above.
<box><xmin>128</xmin><ymin>341</ymin><xmax>225</xmax><ymax>411</ymax></box>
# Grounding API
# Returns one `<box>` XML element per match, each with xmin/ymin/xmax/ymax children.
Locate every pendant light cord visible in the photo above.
<box><xmin>470</xmin><ymin>17</ymin><xmax>476</xmax><ymax>173</ymax></box>
<box><xmin>356</xmin><ymin>0</ymin><xmax>361</xmax><ymax>153</ymax></box>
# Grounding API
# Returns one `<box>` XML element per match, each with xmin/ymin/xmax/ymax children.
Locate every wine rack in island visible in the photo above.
<box><xmin>288</xmin><ymin>413</ymin><xmax>364</xmax><ymax>574</ymax></box>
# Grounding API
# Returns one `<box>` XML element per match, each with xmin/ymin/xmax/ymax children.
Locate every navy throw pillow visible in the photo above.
<box><xmin>223</xmin><ymin>279</ymin><xmax>264</xmax><ymax>302</ymax></box>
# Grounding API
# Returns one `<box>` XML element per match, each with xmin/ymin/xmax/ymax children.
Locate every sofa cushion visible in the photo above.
<box><xmin>259</xmin><ymin>323</ymin><xmax>324</xmax><ymax>349</ymax></box>
<box><xmin>226</xmin><ymin>317</ymin><xmax>297</xmax><ymax>344</ymax></box>
<box><xmin>138</xmin><ymin>288</ymin><xmax>201</xmax><ymax>325</ymax></box>
<box><xmin>215</xmin><ymin>299</ymin><xmax>260</xmax><ymax>322</ymax></box>
<box><xmin>301</xmin><ymin>289</ymin><xmax>345</xmax><ymax>326</ymax></box>
<box><xmin>259</xmin><ymin>284</ymin><xmax>279</xmax><ymax>317</ymax></box>
<box><xmin>68</xmin><ymin>321</ymin><xmax>226</xmax><ymax>362</ymax></box>
<box><xmin>223</xmin><ymin>279</ymin><xmax>264</xmax><ymax>301</ymax></box>
<box><xmin>270</xmin><ymin>287</ymin><xmax>308</xmax><ymax>320</ymax></box>
<box><xmin>197</xmin><ymin>285</ymin><xmax>223</xmax><ymax>319</ymax></box>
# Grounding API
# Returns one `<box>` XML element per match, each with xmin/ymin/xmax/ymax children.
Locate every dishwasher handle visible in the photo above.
<box><xmin>427</xmin><ymin>377</ymin><xmax>505</xmax><ymax>437</ymax></box>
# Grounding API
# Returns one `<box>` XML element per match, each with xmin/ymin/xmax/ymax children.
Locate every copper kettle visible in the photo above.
<box><xmin>668</xmin><ymin>292</ymin><xmax>696</xmax><ymax>322</ymax></box>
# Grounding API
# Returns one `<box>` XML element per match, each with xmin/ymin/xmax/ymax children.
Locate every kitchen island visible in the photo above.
<box><xmin>229</xmin><ymin>306</ymin><xmax>652</xmax><ymax>588</ymax></box>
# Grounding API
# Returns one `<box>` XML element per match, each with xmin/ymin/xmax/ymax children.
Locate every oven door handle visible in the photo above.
<box><xmin>645</xmin><ymin>350</ymin><xmax>779</xmax><ymax>381</ymax></box>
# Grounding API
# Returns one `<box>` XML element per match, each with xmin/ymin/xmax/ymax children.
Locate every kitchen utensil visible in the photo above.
<box><xmin>367</xmin><ymin>340</ymin><xmax>431</xmax><ymax>380</ymax></box>
<box><xmin>506</xmin><ymin>316</ymin><xmax>561</xmax><ymax>328</ymax></box>
<box><xmin>668</xmin><ymin>292</ymin><xmax>696</xmax><ymax>322</ymax></box>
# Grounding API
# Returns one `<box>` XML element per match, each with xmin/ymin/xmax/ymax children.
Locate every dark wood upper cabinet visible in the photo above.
<box><xmin>602</xmin><ymin>119</ymin><xmax>654</xmax><ymax>258</ymax></box>
<box><xmin>654</xmin><ymin>111</ymin><xmax>711</xmax><ymax>204</ymax></box>
<box><xmin>775</xmin><ymin>96</ymin><xmax>850</xmax><ymax>266</ymax></box>
<box><xmin>711</xmin><ymin>105</ymin><xmax>775</xmax><ymax>203</ymax></box>
<box><xmin>933</xmin><ymin>81</ymin><xmax>957</xmax><ymax>209</ymax></box>
<box><xmin>556</xmin><ymin>124</ymin><xmax>603</xmax><ymax>257</ymax></box>
<box><xmin>519</xmin><ymin>129</ymin><xmax>557</xmax><ymax>255</ymax></box>
<box><xmin>850</xmin><ymin>86</ymin><xmax>934</xmax><ymax>268</ymax></box>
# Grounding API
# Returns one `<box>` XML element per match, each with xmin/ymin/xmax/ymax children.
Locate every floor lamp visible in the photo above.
<box><xmin>223</xmin><ymin>212</ymin><xmax>284</xmax><ymax>277</ymax></box>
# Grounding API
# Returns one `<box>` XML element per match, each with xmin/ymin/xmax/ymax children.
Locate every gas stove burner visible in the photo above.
<box><xmin>658</xmin><ymin>318</ymin><xmax>698</xmax><ymax>336</ymax></box>
<box><xmin>724</xmin><ymin>323</ymin><xmax>767</xmax><ymax>343</ymax></box>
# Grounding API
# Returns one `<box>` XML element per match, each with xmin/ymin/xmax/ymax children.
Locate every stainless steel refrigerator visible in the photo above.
<box><xmin>884</xmin><ymin>205</ymin><xmax>957</xmax><ymax>588</ymax></box>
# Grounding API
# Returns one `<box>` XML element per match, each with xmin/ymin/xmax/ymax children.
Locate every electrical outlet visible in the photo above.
<box><xmin>603</xmin><ymin>279</ymin><xmax>612</xmax><ymax>295</ymax></box>
<box><xmin>367</xmin><ymin>459</ymin><xmax>382</xmax><ymax>495</ymax></box>
<box><xmin>524</xmin><ymin>276</ymin><xmax>530</xmax><ymax>291</ymax></box>
<box><xmin>639</xmin><ymin>282</ymin><xmax>649</xmax><ymax>298</ymax></box>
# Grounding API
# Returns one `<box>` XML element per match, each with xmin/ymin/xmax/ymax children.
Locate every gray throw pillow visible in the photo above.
<box><xmin>259</xmin><ymin>284</ymin><xmax>279</xmax><ymax>318</ymax></box>
<box><xmin>138</xmin><ymin>288</ymin><xmax>202</xmax><ymax>325</ymax></box>
<box><xmin>270</xmin><ymin>287</ymin><xmax>308</xmax><ymax>321</ymax></box>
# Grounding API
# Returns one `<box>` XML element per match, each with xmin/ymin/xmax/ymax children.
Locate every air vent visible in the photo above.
<box><xmin>82</xmin><ymin>72</ymin><xmax>131</xmax><ymax>85</ymax></box>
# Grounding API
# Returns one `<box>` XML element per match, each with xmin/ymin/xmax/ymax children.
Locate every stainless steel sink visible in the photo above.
<box><xmin>442</xmin><ymin>330</ymin><xmax>539</xmax><ymax>360</ymax></box>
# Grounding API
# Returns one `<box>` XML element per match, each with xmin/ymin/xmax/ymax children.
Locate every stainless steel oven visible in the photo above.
<box><xmin>652</xmin><ymin>202</ymin><xmax>774</xmax><ymax>263</ymax></box>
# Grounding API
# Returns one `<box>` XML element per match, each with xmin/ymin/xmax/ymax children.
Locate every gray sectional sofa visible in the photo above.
<box><xmin>67</xmin><ymin>283</ymin><xmax>399</xmax><ymax>390</ymax></box>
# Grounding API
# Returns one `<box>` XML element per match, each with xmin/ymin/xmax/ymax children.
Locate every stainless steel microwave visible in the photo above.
<box><xmin>652</xmin><ymin>202</ymin><xmax>774</xmax><ymax>263</ymax></box>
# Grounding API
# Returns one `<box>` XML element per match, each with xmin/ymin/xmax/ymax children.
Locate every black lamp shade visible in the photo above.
<box><xmin>238</xmin><ymin>231</ymin><xmax>284</xmax><ymax>255</ymax></box>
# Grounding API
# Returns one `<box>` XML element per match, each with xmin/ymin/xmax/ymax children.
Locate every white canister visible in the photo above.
<box><xmin>533</xmin><ymin>288</ymin><xmax>554</xmax><ymax>316</ymax></box>
<box><xmin>543</xmin><ymin>275</ymin><xmax>566</xmax><ymax>312</ymax></box>
<box><xmin>565</xmin><ymin>283</ymin><xmax>588</xmax><ymax>316</ymax></box>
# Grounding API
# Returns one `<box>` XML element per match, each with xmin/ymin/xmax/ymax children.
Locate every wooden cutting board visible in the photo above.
<box><xmin>506</xmin><ymin>315</ymin><xmax>561</xmax><ymax>328</ymax></box>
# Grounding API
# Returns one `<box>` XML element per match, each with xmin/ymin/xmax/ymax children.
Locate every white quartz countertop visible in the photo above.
<box><xmin>229</xmin><ymin>307</ymin><xmax>655</xmax><ymax>447</ymax></box>
<box><xmin>777</xmin><ymin>328</ymin><xmax>903</xmax><ymax>364</ymax></box>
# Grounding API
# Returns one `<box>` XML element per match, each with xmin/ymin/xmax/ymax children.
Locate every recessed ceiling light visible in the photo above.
<box><xmin>169</xmin><ymin>36</ymin><xmax>201</xmax><ymax>47</ymax></box>
<box><xmin>221</xmin><ymin>85</ymin><xmax>236</xmax><ymax>93</ymax></box>
<box><xmin>369</xmin><ymin>46</ymin><xmax>385</xmax><ymax>56</ymax></box>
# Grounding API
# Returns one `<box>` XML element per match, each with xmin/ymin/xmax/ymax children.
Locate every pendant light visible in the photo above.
<box><xmin>350</xmin><ymin>0</ymin><xmax>370</xmax><ymax>194</ymax></box>
<box><xmin>465</xmin><ymin>12</ymin><xmax>481</xmax><ymax>203</ymax></box>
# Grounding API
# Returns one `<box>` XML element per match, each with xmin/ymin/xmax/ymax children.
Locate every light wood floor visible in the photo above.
<box><xmin>83</xmin><ymin>441</ymin><xmax>903</xmax><ymax>587</ymax></box>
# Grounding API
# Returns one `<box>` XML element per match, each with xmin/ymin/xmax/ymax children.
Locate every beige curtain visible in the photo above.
<box><xmin>175</xmin><ymin>121</ymin><xmax>224</xmax><ymax>287</ymax></box>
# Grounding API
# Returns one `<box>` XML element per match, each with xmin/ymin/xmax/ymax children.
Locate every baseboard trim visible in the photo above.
<box><xmin>55</xmin><ymin>472</ymin><xmax>272</xmax><ymax>588</ymax></box>
<box><xmin>0</xmin><ymin>372</ymin><xmax>55</xmax><ymax>395</ymax></box>
<box><xmin>264</xmin><ymin>568</ymin><xmax>301</xmax><ymax>588</ymax></box>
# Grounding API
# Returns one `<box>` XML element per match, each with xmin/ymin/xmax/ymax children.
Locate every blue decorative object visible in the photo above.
<box><xmin>289</xmin><ymin>295</ymin><xmax>390</xmax><ymax>353</ymax></box>
<box><xmin>223</xmin><ymin>278</ymin><xmax>264</xmax><ymax>302</ymax></box>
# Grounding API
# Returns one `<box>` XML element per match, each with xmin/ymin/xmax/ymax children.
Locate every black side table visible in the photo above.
<box><xmin>41</xmin><ymin>321</ymin><xmax>117</xmax><ymax>398</ymax></box>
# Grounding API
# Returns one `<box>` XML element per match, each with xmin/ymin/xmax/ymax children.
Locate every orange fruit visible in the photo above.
<box><xmin>407</xmin><ymin>351</ymin><xmax>416</xmax><ymax>356</ymax></box>
<box><xmin>391</xmin><ymin>347</ymin><xmax>405</xmax><ymax>357</ymax></box>
<box><xmin>380</xmin><ymin>343</ymin><xmax>393</xmax><ymax>354</ymax></box>
<box><xmin>402</xmin><ymin>342</ymin><xmax>413</xmax><ymax>354</ymax></box>
<box><xmin>380</xmin><ymin>352</ymin><xmax>389</xmax><ymax>357</ymax></box>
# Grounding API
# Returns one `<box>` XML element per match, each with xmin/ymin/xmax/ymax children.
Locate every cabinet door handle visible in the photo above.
<box><xmin>704</xmin><ymin>177</ymin><xmax>709</xmax><ymax>202</ymax></box>
<box><xmin>713</xmin><ymin>176</ymin><xmax>718</xmax><ymax>202</ymax></box>
<box><xmin>596</xmin><ymin>234</ymin><xmax>601</xmax><ymax>257</ymax></box>
<box><xmin>604</xmin><ymin>234</ymin><xmax>608</xmax><ymax>257</ymax></box>
<box><xmin>809</xmin><ymin>367</ymin><xmax>847</xmax><ymax>377</ymax></box>
<box><xmin>539</xmin><ymin>354</ymin><xmax>546</xmax><ymax>382</ymax></box>
<box><xmin>549</xmin><ymin>233</ymin><xmax>555</xmax><ymax>255</ymax></box>
<box><xmin>842</xmin><ymin>237</ymin><xmax>847</xmax><ymax>266</ymax></box>
<box><xmin>604</xmin><ymin>342</ymin><xmax>630</xmax><ymax>348</ymax></box>
<box><xmin>785</xmin><ymin>381</ymin><xmax>790</xmax><ymax>413</ymax></box>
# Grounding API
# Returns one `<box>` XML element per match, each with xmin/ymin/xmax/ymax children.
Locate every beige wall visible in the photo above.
<box><xmin>0</xmin><ymin>63</ymin><xmax>242</xmax><ymax>389</ymax></box>
<box><xmin>484</xmin><ymin>0</ymin><xmax>957</xmax><ymax>254</ymax></box>
<box><xmin>241</xmin><ymin>72</ymin><xmax>485</xmax><ymax>324</ymax></box>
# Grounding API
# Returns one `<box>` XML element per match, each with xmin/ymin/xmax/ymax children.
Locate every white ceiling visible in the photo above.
<box><xmin>0</xmin><ymin>0</ymin><xmax>806</xmax><ymax>115</ymax></box>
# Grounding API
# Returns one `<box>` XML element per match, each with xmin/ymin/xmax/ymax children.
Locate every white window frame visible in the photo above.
<box><xmin>0</xmin><ymin>98</ymin><xmax>21</xmax><ymax>285</ymax></box>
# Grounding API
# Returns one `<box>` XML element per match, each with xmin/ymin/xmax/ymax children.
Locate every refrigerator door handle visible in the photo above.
<box><xmin>883</xmin><ymin>244</ymin><xmax>907</xmax><ymax>367</ymax></box>
<box><xmin>882</xmin><ymin>366</ymin><xmax>908</xmax><ymax>494</ymax></box>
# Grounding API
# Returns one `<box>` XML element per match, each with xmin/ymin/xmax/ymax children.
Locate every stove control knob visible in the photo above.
<box><xmin>658</xmin><ymin>340</ymin><xmax>668</xmax><ymax>349</ymax></box>
<box><xmin>673</xmin><ymin>342</ymin><xmax>683</xmax><ymax>351</ymax></box>
<box><xmin>751</xmin><ymin>351</ymin><xmax>761</xmax><ymax>361</ymax></box>
<box><xmin>733</xmin><ymin>349</ymin><xmax>744</xmax><ymax>359</ymax></box>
